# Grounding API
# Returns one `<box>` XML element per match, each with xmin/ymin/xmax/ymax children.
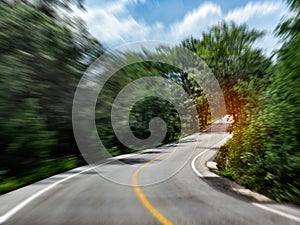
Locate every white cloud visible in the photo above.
<box><xmin>76</xmin><ymin>1</ymin><xmax>288</xmax><ymax>53</ymax></box>
<box><xmin>225</xmin><ymin>1</ymin><xmax>282</xmax><ymax>23</ymax></box>
<box><xmin>73</xmin><ymin>0</ymin><xmax>150</xmax><ymax>45</ymax></box>
<box><xmin>170</xmin><ymin>3</ymin><xmax>222</xmax><ymax>39</ymax></box>
<box><xmin>223</xmin><ymin>1</ymin><xmax>284</xmax><ymax>55</ymax></box>
<box><xmin>154</xmin><ymin>22</ymin><xmax>164</xmax><ymax>30</ymax></box>
<box><xmin>89</xmin><ymin>10</ymin><xmax>149</xmax><ymax>43</ymax></box>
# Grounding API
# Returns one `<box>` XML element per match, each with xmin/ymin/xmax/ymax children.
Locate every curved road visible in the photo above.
<box><xmin>1</xmin><ymin>118</ymin><xmax>300</xmax><ymax>225</ymax></box>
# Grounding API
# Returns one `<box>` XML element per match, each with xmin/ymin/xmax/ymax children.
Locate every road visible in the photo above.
<box><xmin>1</xmin><ymin>118</ymin><xmax>300</xmax><ymax>225</ymax></box>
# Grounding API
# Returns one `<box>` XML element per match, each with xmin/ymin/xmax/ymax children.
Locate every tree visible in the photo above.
<box><xmin>0</xmin><ymin>2</ymin><xmax>103</xmax><ymax>192</ymax></box>
<box><xmin>196</xmin><ymin>21</ymin><xmax>271</xmax><ymax>123</ymax></box>
<box><xmin>2</xmin><ymin>0</ymin><xmax>85</xmax><ymax>17</ymax></box>
<box><xmin>216</xmin><ymin>1</ymin><xmax>300</xmax><ymax>204</ymax></box>
<box><xmin>181</xmin><ymin>36</ymin><xmax>201</xmax><ymax>53</ymax></box>
<box><xmin>257</xmin><ymin>0</ymin><xmax>300</xmax><ymax>203</ymax></box>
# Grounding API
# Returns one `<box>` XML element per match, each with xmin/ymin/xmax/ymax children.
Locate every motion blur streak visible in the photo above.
<box><xmin>132</xmin><ymin>151</ymin><xmax>174</xmax><ymax>225</ymax></box>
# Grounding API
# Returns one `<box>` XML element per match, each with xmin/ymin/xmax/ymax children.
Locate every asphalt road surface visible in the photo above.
<box><xmin>1</xmin><ymin>118</ymin><xmax>300</xmax><ymax>225</ymax></box>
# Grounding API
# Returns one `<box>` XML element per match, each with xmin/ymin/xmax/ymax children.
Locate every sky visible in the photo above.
<box><xmin>73</xmin><ymin>0</ymin><xmax>289</xmax><ymax>55</ymax></box>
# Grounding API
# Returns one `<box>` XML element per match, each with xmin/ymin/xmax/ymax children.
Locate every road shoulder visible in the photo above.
<box><xmin>192</xmin><ymin>139</ymin><xmax>300</xmax><ymax>223</ymax></box>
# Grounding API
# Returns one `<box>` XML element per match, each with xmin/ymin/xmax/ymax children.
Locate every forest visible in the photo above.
<box><xmin>0</xmin><ymin>0</ymin><xmax>299</xmax><ymax>205</ymax></box>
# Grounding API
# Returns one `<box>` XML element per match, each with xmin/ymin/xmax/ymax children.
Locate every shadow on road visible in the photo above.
<box><xmin>202</xmin><ymin>175</ymin><xmax>300</xmax><ymax>220</ymax></box>
<box><xmin>201</xmin><ymin>176</ymin><xmax>259</xmax><ymax>202</ymax></box>
<box><xmin>140</xmin><ymin>151</ymin><xmax>163</xmax><ymax>154</ymax></box>
<box><xmin>108</xmin><ymin>157</ymin><xmax>157</xmax><ymax>165</ymax></box>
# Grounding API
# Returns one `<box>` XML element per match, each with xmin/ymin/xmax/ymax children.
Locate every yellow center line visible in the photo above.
<box><xmin>132</xmin><ymin>151</ymin><xmax>174</xmax><ymax>225</ymax></box>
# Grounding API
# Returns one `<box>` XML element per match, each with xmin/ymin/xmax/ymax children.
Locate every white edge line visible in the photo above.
<box><xmin>252</xmin><ymin>203</ymin><xmax>300</xmax><ymax>223</ymax></box>
<box><xmin>0</xmin><ymin>165</ymin><xmax>101</xmax><ymax>224</ymax></box>
<box><xmin>191</xmin><ymin>135</ymin><xmax>300</xmax><ymax>223</ymax></box>
<box><xmin>0</xmin><ymin>137</ymin><xmax>192</xmax><ymax>224</ymax></box>
<box><xmin>191</xmin><ymin>134</ymin><xmax>231</xmax><ymax>178</ymax></box>
<box><xmin>0</xmin><ymin>153</ymin><xmax>134</xmax><ymax>224</ymax></box>
<box><xmin>0</xmin><ymin>137</ymin><xmax>193</xmax><ymax>224</ymax></box>
<box><xmin>191</xmin><ymin>149</ymin><xmax>209</xmax><ymax>178</ymax></box>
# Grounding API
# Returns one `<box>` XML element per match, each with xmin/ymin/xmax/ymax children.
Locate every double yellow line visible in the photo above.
<box><xmin>132</xmin><ymin>152</ymin><xmax>174</xmax><ymax>225</ymax></box>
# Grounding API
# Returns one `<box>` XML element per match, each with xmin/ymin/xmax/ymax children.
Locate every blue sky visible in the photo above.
<box><xmin>74</xmin><ymin>0</ymin><xmax>289</xmax><ymax>54</ymax></box>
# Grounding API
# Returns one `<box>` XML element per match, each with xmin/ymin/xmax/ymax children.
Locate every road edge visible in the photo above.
<box><xmin>191</xmin><ymin>135</ymin><xmax>300</xmax><ymax>223</ymax></box>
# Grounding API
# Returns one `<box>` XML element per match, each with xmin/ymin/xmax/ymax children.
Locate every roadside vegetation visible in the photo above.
<box><xmin>215</xmin><ymin>0</ymin><xmax>300</xmax><ymax>204</ymax></box>
<box><xmin>0</xmin><ymin>0</ymin><xmax>299</xmax><ymax>205</ymax></box>
<box><xmin>0</xmin><ymin>1</ymin><xmax>103</xmax><ymax>193</ymax></box>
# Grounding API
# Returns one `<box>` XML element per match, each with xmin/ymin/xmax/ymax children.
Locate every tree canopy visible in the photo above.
<box><xmin>0</xmin><ymin>0</ymin><xmax>299</xmax><ymax>205</ymax></box>
<box><xmin>215</xmin><ymin>2</ymin><xmax>300</xmax><ymax>204</ymax></box>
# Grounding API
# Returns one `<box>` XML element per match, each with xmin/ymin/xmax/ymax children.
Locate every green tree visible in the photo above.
<box><xmin>216</xmin><ymin>0</ymin><xmax>300</xmax><ymax>204</ymax></box>
<box><xmin>196</xmin><ymin>21</ymin><xmax>271</xmax><ymax>123</ymax></box>
<box><xmin>2</xmin><ymin>0</ymin><xmax>85</xmax><ymax>17</ymax></box>
<box><xmin>0</xmin><ymin>2</ymin><xmax>103</xmax><ymax>192</ymax></box>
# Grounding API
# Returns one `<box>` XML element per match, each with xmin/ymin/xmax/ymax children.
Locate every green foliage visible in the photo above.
<box><xmin>0</xmin><ymin>2</ymin><xmax>102</xmax><ymax>193</ymax></box>
<box><xmin>0</xmin><ymin>155</ymin><xmax>79</xmax><ymax>194</ymax></box>
<box><xmin>195</xmin><ymin>21</ymin><xmax>271</xmax><ymax>123</ymax></box>
<box><xmin>0</xmin><ymin>98</ymin><xmax>57</xmax><ymax>171</ymax></box>
<box><xmin>1</xmin><ymin>0</ymin><xmax>299</xmax><ymax>206</ymax></box>
<box><xmin>275</xmin><ymin>0</ymin><xmax>300</xmax><ymax>40</ymax></box>
<box><xmin>216</xmin><ymin>3</ymin><xmax>300</xmax><ymax>204</ymax></box>
<box><xmin>181</xmin><ymin>36</ymin><xmax>201</xmax><ymax>52</ymax></box>
<box><xmin>130</xmin><ymin>97</ymin><xmax>181</xmax><ymax>143</ymax></box>
<box><xmin>4</xmin><ymin>0</ymin><xmax>85</xmax><ymax>18</ymax></box>
<box><xmin>96</xmin><ymin>61</ymin><xmax>185</xmax><ymax>155</ymax></box>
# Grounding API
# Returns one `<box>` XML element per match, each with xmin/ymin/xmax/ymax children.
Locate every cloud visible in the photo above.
<box><xmin>223</xmin><ymin>1</ymin><xmax>284</xmax><ymax>55</ymax></box>
<box><xmin>170</xmin><ymin>2</ymin><xmax>222</xmax><ymax>39</ymax></box>
<box><xmin>225</xmin><ymin>1</ymin><xmax>283</xmax><ymax>23</ymax></box>
<box><xmin>77</xmin><ymin>1</ymin><xmax>287</xmax><ymax>53</ymax></box>
<box><xmin>91</xmin><ymin>11</ymin><xmax>149</xmax><ymax>43</ymax></box>
<box><xmin>73</xmin><ymin>0</ymin><xmax>150</xmax><ymax>45</ymax></box>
